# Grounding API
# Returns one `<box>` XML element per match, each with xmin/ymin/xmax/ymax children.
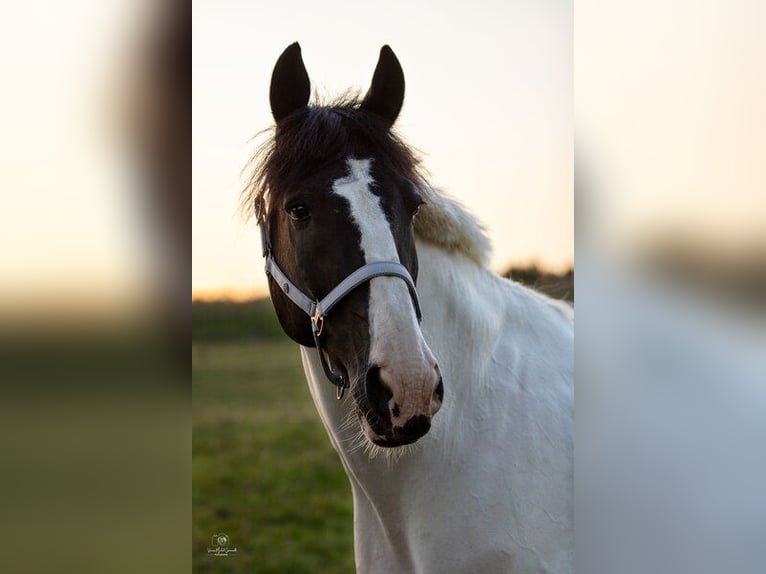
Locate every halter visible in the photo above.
<box><xmin>257</xmin><ymin>205</ymin><xmax>422</xmax><ymax>400</ymax></box>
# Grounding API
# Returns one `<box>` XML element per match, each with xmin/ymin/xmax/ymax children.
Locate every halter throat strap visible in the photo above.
<box><xmin>258</xmin><ymin>219</ymin><xmax>422</xmax><ymax>395</ymax></box>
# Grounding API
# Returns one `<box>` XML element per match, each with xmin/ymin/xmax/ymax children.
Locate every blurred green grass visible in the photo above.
<box><xmin>192</xmin><ymin>303</ymin><xmax>354</xmax><ymax>573</ymax></box>
<box><xmin>193</xmin><ymin>299</ymin><xmax>287</xmax><ymax>341</ymax></box>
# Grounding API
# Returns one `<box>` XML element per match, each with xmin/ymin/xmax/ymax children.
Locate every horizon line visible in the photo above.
<box><xmin>192</xmin><ymin>260</ymin><xmax>574</xmax><ymax>303</ymax></box>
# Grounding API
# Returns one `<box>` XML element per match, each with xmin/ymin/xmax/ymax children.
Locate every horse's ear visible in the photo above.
<box><xmin>361</xmin><ymin>45</ymin><xmax>405</xmax><ymax>126</ymax></box>
<box><xmin>270</xmin><ymin>42</ymin><xmax>311</xmax><ymax>123</ymax></box>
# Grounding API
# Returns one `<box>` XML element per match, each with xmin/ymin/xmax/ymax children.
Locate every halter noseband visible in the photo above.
<box><xmin>257</xmin><ymin>210</ymin><xmax>422</xmax><ymax>400</ymax></box>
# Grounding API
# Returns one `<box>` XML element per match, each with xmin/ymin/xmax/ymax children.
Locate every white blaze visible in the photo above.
<box><xmin>331</xmin><ymin>158</ymin><xmax>437</xmax><ymax>424</ymax></box>
<box><xmin>331</xmin><ymin>159</ymin><xmax>399</xmax><ymax>262</ymax></box>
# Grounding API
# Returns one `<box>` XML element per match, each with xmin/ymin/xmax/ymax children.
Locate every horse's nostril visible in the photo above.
<box><xmin>435</xmin><ymin>376</ymin><xmax>444</xmax><ymax>402</ymax></box>
<box><xmin>397</xmin><ymin>414</ymin><xmax>431</xmax><ymax>438</ymax></box>
<box><xmin>365</xmin><ymin>365</ymin><xmax>393</xmax><ymax>419</ymax></box>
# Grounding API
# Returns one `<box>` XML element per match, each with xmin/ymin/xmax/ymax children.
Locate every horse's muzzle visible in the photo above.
<box><xmin>363</xmin><ymin>365</ymin><xmax>443</xmax><ymax>446</ymax></box>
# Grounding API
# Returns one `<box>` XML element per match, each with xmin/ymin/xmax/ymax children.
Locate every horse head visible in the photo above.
<box><xmin>254</xmin><ymin>43</ymin><xmax>443</xmax><ymax>447</ymax></box>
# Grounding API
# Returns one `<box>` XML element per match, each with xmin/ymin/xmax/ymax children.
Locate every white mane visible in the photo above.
<box><xmin>414</xmin><ymin>187</ymin><xmax>493</xmax><ymax>267</ymax></box>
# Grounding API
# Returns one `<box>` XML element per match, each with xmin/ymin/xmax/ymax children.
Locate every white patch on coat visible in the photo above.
<box><xmin>331</xmin><ymin>158</ymin><xmax>439</xmax><ymax>423</ymax></box>
<box><xmin>331</xmin><ymin>158</ymin><xmax>399</xmax><ymax>262</ymax></box>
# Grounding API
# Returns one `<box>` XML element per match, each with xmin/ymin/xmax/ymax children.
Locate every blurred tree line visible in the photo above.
<box><xmin>502</xmin><ymin>264</ymin><xmax>574</xmax><ymax>303</ymax></box>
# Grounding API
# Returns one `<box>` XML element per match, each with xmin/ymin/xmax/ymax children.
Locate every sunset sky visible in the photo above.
<box><xmin>192</xmin><ymin>0</ymin><xmax>573</xmax><ymax>299</ymax></box>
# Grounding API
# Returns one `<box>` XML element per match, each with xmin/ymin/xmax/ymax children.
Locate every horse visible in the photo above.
<box><xmin>245</xmin><ymin>42</ymin><xmax>573</xmax><ymax>574</ymax></box>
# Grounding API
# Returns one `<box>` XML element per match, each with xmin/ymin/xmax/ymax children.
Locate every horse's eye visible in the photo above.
<box><xmin>286</xmin><ymin>204</ymin><xmax>310</xmax><ymax>222</ymax></box>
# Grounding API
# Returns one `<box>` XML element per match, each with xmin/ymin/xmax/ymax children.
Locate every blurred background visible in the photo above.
<box><xmin>577</xmin><ymin>2</ymin><xmax>766</xmax><ymax>573</ymax></box>
<box><xmin>0</xmin><ymin>0</ymin><xmax>189</xmax><ymax>572</ymax></box>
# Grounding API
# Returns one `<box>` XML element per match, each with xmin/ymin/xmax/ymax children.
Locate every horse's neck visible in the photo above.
<box><xmin>300</xmin><ymin>239</ymin><xmax>574</xmax><ymax>573</ymax></box>
<box><xmin>414</xmin><ymin>240</ymin><xmax>507</xmax><ymax>386</ymax></box>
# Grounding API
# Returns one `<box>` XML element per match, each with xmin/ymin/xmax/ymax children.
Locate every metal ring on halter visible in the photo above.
<box><xmin>311</xmin><ymin>308</ymin><xmax>325</xmax><ymax>337</ymax></box>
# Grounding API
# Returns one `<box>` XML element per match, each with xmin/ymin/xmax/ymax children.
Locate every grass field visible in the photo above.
<box><xmin>192</xmin><ymin>305</ymin><xmax>354</xmax><ymax>572</ymax></box>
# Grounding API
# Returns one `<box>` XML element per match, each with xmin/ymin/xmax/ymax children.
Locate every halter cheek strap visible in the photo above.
<box><xmin>258</xmin><ymin>218</ymin><xmax>422</xmax><ymax>399</ymax></box>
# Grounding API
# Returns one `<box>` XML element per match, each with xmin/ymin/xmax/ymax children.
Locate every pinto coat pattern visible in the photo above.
<box><xmin>249</xmin><ymin>43</ymin><xmax>573</xmax><ymax>574</ymax></box>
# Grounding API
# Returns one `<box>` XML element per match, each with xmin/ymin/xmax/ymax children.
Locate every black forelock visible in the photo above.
<box><xmin>243</xmin><ymin>93</ymin><xmax>428</xmax><ymax>221</ymax></box>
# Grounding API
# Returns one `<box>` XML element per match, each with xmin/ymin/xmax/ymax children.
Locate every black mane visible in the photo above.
<box><xmin>243</xmin><ymin>94</ymin><xmax>429</xmax><ymax>221</ymax></box>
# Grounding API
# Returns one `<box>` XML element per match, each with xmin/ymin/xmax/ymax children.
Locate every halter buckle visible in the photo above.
<box><xmin>311</xmin><ymin>307</ymin><xmax>325</xmax><ymax>337</ymax></box>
